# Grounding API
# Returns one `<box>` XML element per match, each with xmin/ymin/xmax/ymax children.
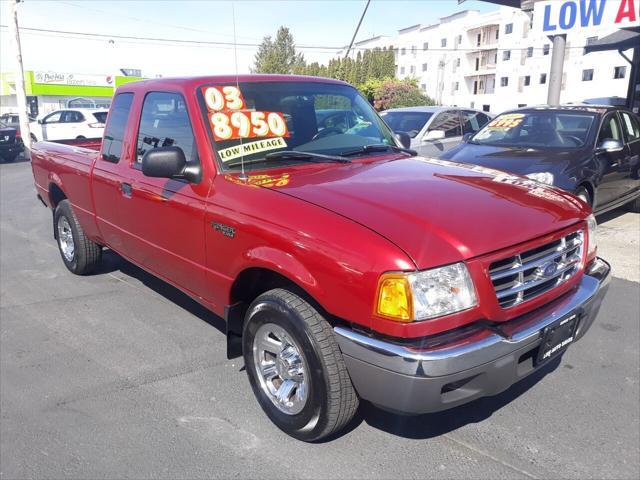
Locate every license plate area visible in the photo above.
<box><xmin>536</xmin><ymin>312</ymin><xmax>579</xmax><ymax>365</ymax></box>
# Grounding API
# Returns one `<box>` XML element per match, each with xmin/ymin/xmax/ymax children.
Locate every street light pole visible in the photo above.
<box><xmin>546</xmin><ymin>34</ymin><xmax>566</xmax><ymax>106</ymax></box>
<box><xmin>9</xmin><ymin>0</ymin><xmax>32</xmax><ymax>157</ymax></box>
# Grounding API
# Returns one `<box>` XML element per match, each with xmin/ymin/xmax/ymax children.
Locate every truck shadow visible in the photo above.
<box><xmin>352</xmin><ymin>357</ymin><xmax>561</xmax><ymax>440</ymax></box>
<box><xmin>98</xmin><ymin>249</ymin><xmax>563</xmax><ymax>442</ymax></box>
<box><xmin>99</xmin><ymin>249</ymin><xmax>227</xmax><ymax>335</ymax></box>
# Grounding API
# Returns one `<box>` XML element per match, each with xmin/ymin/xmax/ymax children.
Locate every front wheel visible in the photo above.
<box><xmin>54</xmin><ymin>199</ymin><xmax>102</xmax><ymax>274</ymax></box>
<box><xmin>575</xmin><ymin>186</ymin><xmax>592</xmax><ymax>207</ymax></box>
<box><xmin>243</xmin><ymin>289</ymin><xmax>359</xmax><ymax>441</ymax></box>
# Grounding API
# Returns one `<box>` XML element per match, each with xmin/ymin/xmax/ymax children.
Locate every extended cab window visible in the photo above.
<box><xmin>102</xmin><ymin>93</ymin><xmax>133</xmax><ymax>163</ymax></box>
<box><xmin>136</xmin><ymin>92</ymin><xmax>197</xmax><ymax>165</ymax></box>
<box><xmin>598</xmin><ymin>113</ymin><xmax>623</xmax><ymax>143</ymax></box>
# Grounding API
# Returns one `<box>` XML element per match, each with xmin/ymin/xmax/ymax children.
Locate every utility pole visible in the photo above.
<box><xmin>546</xmin><ymin>34</ymin><xmax>566</xmax><ymax>106</ymax></box>
<box><xmin>9</xmin><ymin>0</ymin><xmax>32</xmax><ymax>158</ymax></box>
<box><xmin>343</xmin><ymin>0</ymin><xmax>371</xmax><ymax>59</ymax></box>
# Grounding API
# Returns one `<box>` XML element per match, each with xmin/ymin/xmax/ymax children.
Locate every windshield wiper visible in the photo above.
<box><xmin>340</xmin><ymin>144</ymin><xmax>417</xmax><ymax>157</ymax></box>
<box><xmin>263</xmin><ymin>150</ymin><xmax>351</xmax><ymax>163</ymax></box>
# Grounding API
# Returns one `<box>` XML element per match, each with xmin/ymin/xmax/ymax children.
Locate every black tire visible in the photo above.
<box><xmin>626</xmin><ymin>196</ymin><xmax>640</xmax><ymax>213</ymax></box>
<box><xmin>575</xmin><ymin>186</ymin><xmax>592</xmax><ymax>207</ymax></box>
<box><xmin>243</xmin><ymin>288</ymin><xmax>359</xmax><ymax>442</ymax></box>
<box><xmin>54</xmin><ymin>199</ymin><xmax>102</xmax><ymax>274</ymax></box>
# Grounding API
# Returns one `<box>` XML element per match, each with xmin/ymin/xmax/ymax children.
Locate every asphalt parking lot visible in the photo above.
<box><xmin>1</xmin><ymin>158</ymin><xmax>639</xmax><ymax>479</ymax></box>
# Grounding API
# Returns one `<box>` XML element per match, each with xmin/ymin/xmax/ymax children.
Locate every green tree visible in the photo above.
<box><xmin>253</xmin><ymin>26</ymin><xmax>305</xmax><ymax>74</ymax></box>
<box><xmin>373</xmin><ymin>78</ymin><xmax>434</xmax><ymax>111</ymax></box>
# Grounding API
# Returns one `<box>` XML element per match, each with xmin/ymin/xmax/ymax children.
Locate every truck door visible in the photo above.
<box><xmin>118</xmin><ymin>91</ymin><xmax>209</xmax><ymax>300</ymax></box>
<box><xmin>92</xmin><ymin>92</ymin><xmax>135</xmax><ymax>252</ymax></box>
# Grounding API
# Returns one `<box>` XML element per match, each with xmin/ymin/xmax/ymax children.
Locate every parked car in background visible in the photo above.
<box><xmin>380</xmin><ymin>106</ymin><xmax>493</xmax><ymax>157</ymax></box>
<box><xmin>0</xmin><ymin>121</ymin><xmax>24</xmax><ymax>162</ymax></box>
<box><xmin>441</xmin><ymin>105</ymin><xmax>640</xmax><ymax>214</ymax></box>
<box><xmin>29</xmin><ymin>108</ymin><xmax>108</xmax><ymax>142</ymax></box>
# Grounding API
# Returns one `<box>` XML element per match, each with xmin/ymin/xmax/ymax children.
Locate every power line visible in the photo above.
<box><xmin>0</xmin><ymin>24</ymin><xmax>595</xmax><ymax>52</ymax></box>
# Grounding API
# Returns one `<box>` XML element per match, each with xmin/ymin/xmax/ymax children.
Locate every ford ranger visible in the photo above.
<box><xmin>30</xmin><ymin>75</ymin><xmax>610</xmax><ymax>441</ymax></box>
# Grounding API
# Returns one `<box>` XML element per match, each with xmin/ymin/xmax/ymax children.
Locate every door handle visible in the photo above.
<box><xmin>120</xmin><ymin>182</ymin><xmax>133</xmax><ymax>198</ymax></box>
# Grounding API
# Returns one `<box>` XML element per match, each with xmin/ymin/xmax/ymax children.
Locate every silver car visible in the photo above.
<box><xmin>380</xmin><ymin>106</ymin><xmax>493</xmax><ymax>157</ymax></box>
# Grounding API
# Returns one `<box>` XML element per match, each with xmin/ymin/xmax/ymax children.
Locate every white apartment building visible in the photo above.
<box><xmin>351</xmin><ymin>6</ymin><xmax>632</xmax><ymax>114</ymax></box>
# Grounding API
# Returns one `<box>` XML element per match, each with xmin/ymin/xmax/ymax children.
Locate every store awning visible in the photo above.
<box><xmin>584</xmin><ymin>28</ymin><xmax>640</xmax><ymax>54</ymax></box>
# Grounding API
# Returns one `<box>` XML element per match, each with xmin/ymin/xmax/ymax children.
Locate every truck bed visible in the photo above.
<box><xmin>31</xmin><ymin>140</ymin><xmax>102</xmax><ymax>233</ymax></box>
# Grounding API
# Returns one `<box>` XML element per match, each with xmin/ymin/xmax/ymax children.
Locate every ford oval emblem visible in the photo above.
<box><xmin>536</xmin><ymin>262</ymin><xmax>558</xmax><ymax>278</ymax></box>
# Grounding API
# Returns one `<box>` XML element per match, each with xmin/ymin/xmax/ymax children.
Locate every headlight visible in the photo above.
<box><xmin>375</xmin><ymin>262</ymin><xmax>477</xmax><ymax>322</ymax></box>
<box><xmin>586</xmin><ymin>214</ymin><xmax>597</xmax><ymax>257</ymax></box>
<box><xmin>525</xmin><ymin>172</ymin><xmax>554</xmax><ymax>185</ymax></box>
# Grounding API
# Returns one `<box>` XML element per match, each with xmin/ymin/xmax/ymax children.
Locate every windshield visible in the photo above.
<box><xmin>198</xmin><ymin>81</ymin><xmax>397</xmax><ymax>170</ymax></box>
<box><xmin>471</xmin><ymin>111</ymin><xmax>596</xmax><ymax>148</ymax></box>
<box><xmin>379</xmin><ymin>111</ymin><xmax>433</xmax><ymax>138</ymax></box>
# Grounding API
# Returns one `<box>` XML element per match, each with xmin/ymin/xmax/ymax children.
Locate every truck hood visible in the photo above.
<box><xmin>262</xmin><ymin>156</ymin><xmax>588</xmax><ymax>269</ymax></box>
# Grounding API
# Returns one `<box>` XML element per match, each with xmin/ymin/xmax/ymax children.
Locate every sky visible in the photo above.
<box><xmin>0</xmin><ymin>0</ymin><xmax>494</xmax><ymax>77</ymax></box>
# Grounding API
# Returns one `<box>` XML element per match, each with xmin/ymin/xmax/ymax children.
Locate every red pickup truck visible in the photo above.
<box><xmin>31</xmin><ymin>75</ymin><xmax>610</xmax><ymax>441</ymax></box>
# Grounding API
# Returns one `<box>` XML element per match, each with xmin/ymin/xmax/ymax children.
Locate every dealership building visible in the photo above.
<box><xmin>0</xmin><ymin>71</ymin><xmax>144</xmax><ymax>118</ymax></box>
<box><xmin>350</xmin><ymin>2</ymin><xmax>638</xmax><ymax>113</ymax></box>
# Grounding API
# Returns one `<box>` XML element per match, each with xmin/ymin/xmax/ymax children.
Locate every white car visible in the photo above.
<box><xmin>30</xmin><ymin>108</ymin><xmax>108</xmax><ymax>142</ymax></box>
<box><xmin>380</xmin><ymin>106</ymin><xmax>494</xmax><ymax>157</ymax></box>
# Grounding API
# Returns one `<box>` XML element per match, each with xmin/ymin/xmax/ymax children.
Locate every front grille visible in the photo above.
<box><xmin>489</xmin><ymin>230</ymin><xmax>584</xmax><ymax>308</ymax></box>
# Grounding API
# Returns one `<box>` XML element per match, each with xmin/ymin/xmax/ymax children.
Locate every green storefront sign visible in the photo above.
<box><xmin>1</xmin><ymin>71</ymin><xmax>144</xmax><ymax>98</ymax></box>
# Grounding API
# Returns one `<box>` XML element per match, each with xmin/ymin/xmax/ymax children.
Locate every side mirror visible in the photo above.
<box><xmin>424</xmin><ymin>129</ymin><xmax>445</xmax><ymax>141</ymax></box>
<box><xmin>394</xmin><ymin>131</ymin><xmax>412</xmax><ymax>149</ymax></box>
<box><xmin>596</xmin><ymin>138</ymin><xmax>623</xmax><ymax>153</ymax></box>
<box><xmin>462</xmin><ymin>132</ymin><xmax>474</xmax><ymax>143</ymax></box>
<box><xmin>142</xmin><ymin>146</ymin><xmax>187</xmax><ymax>179</ymax></box>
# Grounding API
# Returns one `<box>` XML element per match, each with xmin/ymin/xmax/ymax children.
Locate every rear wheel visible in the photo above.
<box><xmin>54</xmin><ymin>199</ymin><xmax>102</xmax><ymax>274</ymax></box>
<box><xmin>243</xmin><ymin>288</ymin><xmax>359</xmax><ymax>441</ymax></box>
<box><xmin>626</xmin><ymin>196</ymin><xmax>640</xmax><ymax>213</ymax></box>
<box><xmin>0</xmin><ymin>154</ymin><xmax>17</xmax><ymax>163</ymax></box>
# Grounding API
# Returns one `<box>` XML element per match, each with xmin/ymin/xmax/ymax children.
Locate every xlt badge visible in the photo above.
<box><xmin>211</xmin><ymin>221</ymin><xmax>235</xmax><ymax>238</ymax></box>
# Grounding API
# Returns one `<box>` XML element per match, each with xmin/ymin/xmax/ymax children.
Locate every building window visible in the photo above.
<box><xmin>543</xmin><ymin>44</ymin><xmax>550</xmax><ymax>55</ymax></box>
<box><xmin>495</xmin><ymin>29</ymin><xmax>499</xmax><ymax>40</ymax></box>
<box><xmin>614</xmin><ymin>66</ymin><xmax>627</xmax><ymax>79</ymax></box>
<box><xmin>422</xmin><ymin>63</ymin><xmax>428</xmax><ymax>72</ymax></box>
<box><xmin>401</xmin><ymin>48</ymin><xmax>406</xmax><ymax>56</ymax></box>
<box><xmin>423</xmin><ymin>42</ymin><xmax>429</xmax><ymax>50</ymax></box>
<box><xmin>527</xmin><ymin>47</ymin><xmax>533</xmax><ymax>57</ymax></box>
<box><xmin>454</xmin><ymin>81</ymin><xmax>459</xmax><ymax>91</ymax></box>
<box><xmin>400</xmin><ymin>66</ymin><xmax>405</xmax><ymax>75</ymax></box>
<box><xmin>540</xmin><ymin>73</ymin><xmax>547</xmax><ymax>84</ymax></box>
<box><xmin>503</xmin><ymin>50</ymin><xmax>511</xmax><ymax>61</ymax></box>
<box><xmin>582</xmin><ymin>69</ymin><xmax>594</xmax><ymax>81</ymax></box>
<box><xmin>421</xmin><ymin>83</ymin><xmax>426</xmax><ymax>91</ymax></box>
<box><xmin>441</xmin><ymin>38</ymin><xmax>447</xmax><ymax>48</ymax></box>
<box><xmin>483</xmin><ymin>105</ymin><xmax>491</xmax><ymax>112</ymax></box>
<box><xmin>524</xmin><ymin>75</ymin><xmax>531</xmax><ymax>86</ymax></box>
<box><xmin>505</xmin><ymin>23</ymin><xmax>513</xmax><ymax>34</ymax></box>
<box><xmin>500</xmin><ymin>77</ymin><xmax>509</xmax><ymax>87</ymax></box>
<box><xmin>456</xmin><ymin>57</ymin><xmax>461</xmax><ymax>67</ymax></box>
<box><xmin>410</xmin><ymin>65</ymin><xmax>416</xmax><ymax>74</ymax></box>
<box><xmin>457</xmin><ymin>34</ymin><xmax>462</xmax><ymax>45</ymax></box>
<box><xmin>411</xmin><ymin>45</ymin><xmax>417</xmax><ymax>55</ymax></box>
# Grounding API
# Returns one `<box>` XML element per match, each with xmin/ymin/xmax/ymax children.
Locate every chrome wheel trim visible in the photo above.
<box><xmin>57</xmin><ymin>216</ymin><xmax>75</xmax><ymax>262</ymax></box>
<box><xmin>252</xmin><ymin>322</ymin><xmax>308</xmax><ymax>415</ymax></box>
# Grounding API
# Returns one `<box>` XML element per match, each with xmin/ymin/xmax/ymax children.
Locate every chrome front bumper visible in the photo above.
<box><xmin>334</xmin><ymin>258</ymin><xmax>611</xmax><ymax>414</ymax></box>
